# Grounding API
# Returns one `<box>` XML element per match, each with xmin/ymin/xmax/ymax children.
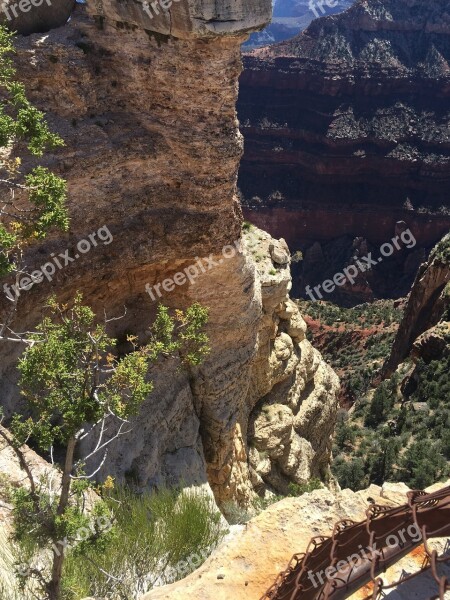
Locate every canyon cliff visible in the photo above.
<box><xmin>381</xmin><ymin>233</ymin><xmax>450</xmax><ymax>379</ymax></box>
<box><xmin>0</xmin><ymin>0</ymin><xmax>339</xmax><ymax>507</ymax></box>
<box><xmin>238</xmin><ymin>0</ymin><xmax>450</xmax><ymax>301</ymax></box>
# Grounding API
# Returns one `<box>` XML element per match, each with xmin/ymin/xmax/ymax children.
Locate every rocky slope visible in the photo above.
<box><xmin>0</xmin><ymin>2</ymin><xmax>339</xmax><ymax>508</ymax></box>
<box><xmin>141</xmin><ymin>479</ymin><xmax>450</xmax><ymax>600</ymax></box>
<box><xmin>329</xmin><ymin>234</ymin><xmax>450</xmax><ymax>495</ymax></box>
<box><xmin>238</xmin><ymin>0</ymin><xmax>450</xmax><ymax>299</ymax></box>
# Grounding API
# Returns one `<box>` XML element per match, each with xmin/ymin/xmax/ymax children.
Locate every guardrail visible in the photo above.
<box><xmin>261</xmin><ymin>485</ymin><xmax>450</xmax><ymax>600</ymax></box>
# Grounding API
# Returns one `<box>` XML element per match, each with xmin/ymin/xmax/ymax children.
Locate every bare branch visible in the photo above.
<box><xmin>0</xmin><ymin>427</ymin><xmax>36</xmax><ymax>495</ymax></box>
<box><xmin>84</xmin><ymin>555</ymin><xmax>124</xmax><ymax>583</ymax></box>
<box><xmin>103</xmin><ymin>306</ymin><xmax>127</xmax><ymax>324</ymax></box>
<box><xmin>80</xmin><ymin>421</ymin><xmax>131</xmax><ymax>465</ymax></box>
<box><xmin>71</xmin><ymin>449</ymin><xmax>108</xmax><ymax>480</ymax></box>
<box><xmin>108</xmin><ymin>408</ymin><xmax>130</xmax><ymax>424</ymax></box>
<box><xmin>79</xmin><ymin>415</ymin><xmax>109</xmax><ymax>441</ymax></box>
<box><xmin>93</xmin><ymin>417</ymin><xmax>107</xmax><ymax>454</ymax></box>
<box><xmin>0</xmin><ymin>178</ymin><xmax>38</xmax><ymax>191</ymax></box>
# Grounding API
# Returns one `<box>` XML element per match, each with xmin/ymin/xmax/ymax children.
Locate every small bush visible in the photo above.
<box><xmin>222</xmin><ymin>501</ymin><xmax>254</xmax><ymax>525</ymax></box>
<box><xmin>287</xmin><ymin>478</ymin><xmax>323</xmax><ymax>497</ymax></box>
<box><xmin>61</xmin><ymin>487</ymin><xmax>227</xmax><ymax>599</ymax></box>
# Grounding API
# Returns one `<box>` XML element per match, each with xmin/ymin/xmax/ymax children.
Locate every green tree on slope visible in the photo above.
<box><xmin>1</xmin><ymin>296</ymin><xmax>210</xmax><ymax>600</ymax></box>
<box><xmin>0</xmin><ymin>25</ymin><xmax>67</xmax><ymax>339</ymax></box>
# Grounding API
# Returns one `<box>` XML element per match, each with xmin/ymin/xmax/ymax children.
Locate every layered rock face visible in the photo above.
<box><xmin>244</xmin><ymin>0</ymin><xmax>355</xmax><ymax>49</ymax></box>
<box><xmin>94</xmin><ymin>0</ymin><xmax>272</xmax><ymax>38</ymax></box>
<box><xmin>0</xmin><ymin>1</ymin><xmax>339</xmax><ymax>506</ymax></box>
<box><xmin>238</xmin><ymin>0</ymin><xmax>450</xmax><ymax>298</ymax></box>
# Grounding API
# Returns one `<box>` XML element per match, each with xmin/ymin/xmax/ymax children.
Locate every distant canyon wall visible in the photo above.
<box><xmin>238</xmin><ymin>0</ymin><xmax>450</xmax><ymax>288</ymax></box>
<box><xmin>243</xmin><ymin>206</ymin><xmax>450</xmax><ymax>249</ymax></box>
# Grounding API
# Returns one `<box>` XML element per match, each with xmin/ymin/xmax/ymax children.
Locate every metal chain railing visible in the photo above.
<box><xmin>261</xmin><ymin>485</ymin><xmax>450</xmax><ymax>600</ymax></box>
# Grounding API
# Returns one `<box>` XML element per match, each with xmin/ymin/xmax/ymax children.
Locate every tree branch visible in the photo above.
<box><xmin>0</xmin><ymin>425</ymin><xmax>36</xmax><ymax>496</ymax></box>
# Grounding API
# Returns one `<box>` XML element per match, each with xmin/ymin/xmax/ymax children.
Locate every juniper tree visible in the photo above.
<box><xmin>0</xmin><ymin>295</ymin><xmax>210</xmax><ymax>600</ymax></box>
<box><xmin>0</xmin><ymin>25</ymin><xmax>68</xmax><ymax>340</ymax></box>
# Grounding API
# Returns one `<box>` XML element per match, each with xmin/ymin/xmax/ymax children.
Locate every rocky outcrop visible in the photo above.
<box><xmin>243</xmin><ymin>227</ymin><xmax>339</xmax><ymax>497</ymax></box>
<box><xmin>0</xmin><ymin>0</ymin><xmax>75</xmax><ymax>36</ymax></box>
<box><xmin>411</xmin><ymin>321</ymin><xmax>450</xmax><ymax>364</ymax></box>
<box><xmin>0</xmin><ymin>0</ymin><xmax>338</xmax><ymax>508</ymax></box>
<box><xmin>141</xmin><ymin>479</ymin><xmax>450</xmax><ymax>600</ymax></box>
<box><xmin>238</xmin><ymin>0</ymin><xmax>450</xmax><ymax>294</ymax></box>
<box><xmin>381</xmin><ymin>233</ymin><xmax>450</xmax><ymax>378</ymax></box>
<box><xmin>91</xmin><ymin>0</ymin><xmax>272</xmax><ymax>38</ymax></box>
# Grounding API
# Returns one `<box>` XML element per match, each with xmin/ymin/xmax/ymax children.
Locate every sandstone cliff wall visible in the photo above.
<box><xmin>0</xmin><ymin>2</ymin><xmax>339</xmax><ymax>506</ymax></box>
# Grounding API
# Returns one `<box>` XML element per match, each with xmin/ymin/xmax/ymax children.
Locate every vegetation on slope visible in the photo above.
<box><xmin>298</xmin><ymin>299</ymin><xmax>402</xmax><ymax>404</ymax></box>
<box><xmin>0</xmin><ymin>25</ymin><xmax>67</xmax><ymax>281</ymax></box>
<box><xmin>62</xmin><ymin>486</ymin><xmax>226</xmax><ymax>599</ymax></box>
<box><xmin>332</xmin><ymin>342</ymin><xmax>450</xmax><ymax>491</ymax></box>
<box><xmin>0</xmin><ymin>296</ymin><xmax>211</xmax><ymax>600</ymax></box>
<box><xmin>432</xmin><ymin>234</ymin><xmax>450</xmax><ymax>264</ymax></box>
<box><xmin>300</xmin><ymin>296</ymin><xmax>450</xmax><ymax>492</ymax></box>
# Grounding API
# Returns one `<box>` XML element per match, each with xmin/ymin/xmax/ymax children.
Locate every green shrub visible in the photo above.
<box><xmin>364</xmin><ymin>383</ymin><xmax>396</xmax><ymax>428</ymax></box>
<box><xmin>222</xmin><ymin>501</ymin><xmax>254</xmax><ymax>525</ymax></box>
<box><xmin>431</xmin><ymin>234</ymin><xmax>450</xmax><ymax>265</ymax></box>
<box><xmin>61</xmin><ymin>487</ymin><xmax>227</xmax><ymax>599</ymax></box>
<box><xmin>396</xmin><ymin>440</ymin><xmax>448</xmax><ymax>489</ymax></box>
<box><xmin>287</xmin><ymin>478</ymin><xmax>323</xmax><ymax>497</ymax></box>
<box><xmin>332</xmin><ymin>457</ymin><xmax>366</xmax><ymax>491</ymax></box>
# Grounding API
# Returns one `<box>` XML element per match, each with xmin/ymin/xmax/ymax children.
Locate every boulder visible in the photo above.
<box><xmin>1</xmin><ymin>0</ymin><xmax>75</xmax><ymax>35</ymax></box>
<box><xmin>269</xmin><ymin>238</ymin><xmax>290</xmax><ymax>266</ymax></box>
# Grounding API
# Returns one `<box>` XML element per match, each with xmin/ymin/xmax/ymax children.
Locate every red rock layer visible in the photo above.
<box><xmin>238</xmin><ymin>0</ymin><xmax>450</xmax><ymax>266</ymax></box>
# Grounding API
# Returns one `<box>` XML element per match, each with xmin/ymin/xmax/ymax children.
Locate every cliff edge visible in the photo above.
<box><xmin>0</xmin><ymin>0</ymin><xmax>339</xmax><ymax>509</ymax></box>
